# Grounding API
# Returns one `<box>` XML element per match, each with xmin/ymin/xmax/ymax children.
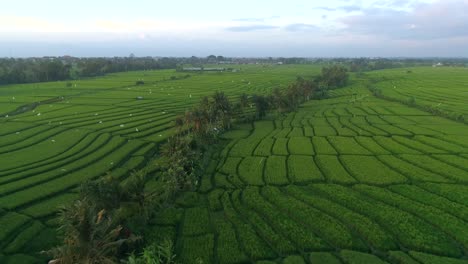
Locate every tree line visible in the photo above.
<box><xmin>5</xmin><ymin>55</ymin><xmax>456</xmax><ymax>86</ymax></box>
<box><xmin>0</xmin><ymin>57</ymin><xmax>179</xmax><ymax>85</ymax></box>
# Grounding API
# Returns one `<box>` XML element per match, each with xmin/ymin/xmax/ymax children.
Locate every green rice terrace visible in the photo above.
<box><xmin>1</xmin><ymin>65</ymin><xmax>468</xmax><ymax>264</ymax></box>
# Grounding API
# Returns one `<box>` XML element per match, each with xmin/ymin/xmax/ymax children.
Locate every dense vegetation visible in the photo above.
<box><xmin>0</xmin><ymin>64</ymin><xmax>467</xmax><ymax>264</ymax></box>
<box><xmin>0</xmin><ymin>64</ymin><xmax>319</xmax><ymax>263</ymax></box>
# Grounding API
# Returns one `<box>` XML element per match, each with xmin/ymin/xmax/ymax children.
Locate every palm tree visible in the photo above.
<box><xmin>239</xmin><ymin>93</ymin><xmax>249</xmax><ymax>109</ymax></box>
<box><xmin>191</xmin><ymin>108</ymin><xmax>207</xmax><ymax>136</ymax></box>
<box><xmin>45</xmin><ymin>199</ymin><xmax>138</xmax><ymax>264</ymax></box>
<box><xmin>211</xmin><ymin>91</ymin><xmax>232</xmax><ymax>129</ymax></box>
<box><xmin>252</xmin><ymin>94</ymin><xmax>269</xmax><ymax>119</ymax></box>
<box><xmin>174</xmin><ymin>116</ymin><xmax>184</xmax><ymax>134</ymax></box>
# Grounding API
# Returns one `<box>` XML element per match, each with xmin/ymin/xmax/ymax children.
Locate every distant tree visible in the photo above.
<box><xmin>317</xmin><ymin>65</ymin><xmax>349</xmax><ymax>89</ymax></box>
<box><xmin>211</xmin><ymin>91</ymin><xmax>232</xmax><ymax>129</ymax></box>
<box><xmin>252</xmin><ymin>94</ymin><xmax>269</xmax><ymax>119</ymax></box>
<box><xmin>239</xmin><ymin>93</ymin><xmax>249</xmax><ymax>109</ymax></box>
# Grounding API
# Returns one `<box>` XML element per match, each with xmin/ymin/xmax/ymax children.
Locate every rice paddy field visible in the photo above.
<box><xmin>1</xmin><ymin>65</ymin><xmax>468</xmax><ymax>263</ymax></box>
<box><xmin>0</xmin><ymin>64</ymin><xmax>319</xmax><ymax>263</ymax></box>
<box><xmin>367</xmin><ymin>67</ymin><xmax>468</xmax><ymax>120</ymax></box>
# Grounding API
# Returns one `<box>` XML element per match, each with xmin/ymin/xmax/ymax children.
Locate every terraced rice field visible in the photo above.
<box><xmin>0</xmin><ymin>65</ymin><xmax>320</xmax><ymax>262</ymax></box>
<box><xmin>152</xmin><ymin>85</ymin><xmax>468</xmax><ymax>263</ymax></box>
<box><xmin>1</xmin><ymin>65</ymin><xmax>468</xmax><ymax>263</ymax></box>
<box><xmin>367</xmin><ymin>67</ymin><xmax>468</xmax><ymax>120</ymax></box>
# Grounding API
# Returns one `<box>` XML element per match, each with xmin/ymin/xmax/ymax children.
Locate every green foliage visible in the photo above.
<box><xmin>355</xmin><ymin>184</ymin><xmax>468</xmax><ymax>250</ymax></box>
<box><xmin>288</xmin><ymin>137</ymin><xmax>314</xmax><ymax>155</ymax></box>
<box><xmin>264</xmin><ymin>156</ymin><xmax>288</xmax><ymax>185</ymax></box>
<box><xmin>312</xmin><ymin>137</ymin><xmax>337</xmax><ymax>154</ymax></box>
<box><xmin>3</xmin><ymin>221</ymin><xmax>44</xmax><ymax>254</ymax></box>
<box><xmin>242</xmin><ymin>187</ymin><xmax>329</xmax><ymax>252</ymax></box>
<box><xmin>238</xmin><ymin>156</ymin><xmax>266</xmax><ymax>185</ymax></box>
<box><xmin>181</xmin><ymin>207</ymin><xmax>210</xmax><ymax>236</ymax></box>
<box><xmin>339</xmin><ymin>250</ymin><xmax>388</xmax><ymax>264</ymax></box>
<box><xmin>387</xmin><ymin>251</ymin><xmax>420</xmax><ymax>264</ymax></box>
<box><xmin>2</xmin><ymin>254</ymin><xmax>38</xmax><ymax>264</ymax></box>
<box><xmin>158</xmin><ymin>136</ymin><xmax>202</xmax><ymax>197</ymax></box>
<box><xmin>0</xmin><ymin>212</ymin><xmax>31</xmax><ymax>242</ymax></box>
<box><xmin>308</xmin><ymin>252</ymin><xmax>341</xmax><ymax>264</ymax></box>
<box><xmin>45</xmin><ymin>198</ymin><xmax>139</xmax><ymax>264</ymax></box>
<box><xmin>311</xmin><ymin>184</ymin><xmax>461</xmax><ymax>257</ymax></box>
<box><xmin>317</xmin><ymin>65</ymin><xmax>349</xmax><ymax>89</ymax></box>
<box><xmin>340</xmin><ymin>155</ymin><xmax>407</xmax><ymax>185</ymax></box>
<box><xmin>221</xmin><ymin>192</ymin><xmax>276</xmax><ymax>260</ymax></box>
<box><xmin>315</xmin><ymin>155</ymin><xmax>356</xmax><ymax>184</ymax></box>
<box><xmin>288</xmin><ymin>155</ymin><xmax>323</xmax><ymax>183</ymax></box>
<box><xmin>286</xmin><ymin>185</ymin><xmax>397</xmax><ymax>250</ymax></box>
<box><xmin>212</xmin><ymin>214</ymin><xmax>249</xmax><ymax>264</ymax></box>
<box><xmin>207</xmin><ymin>189</ymin><xmax>224</xmax><ymax>211</ymax></box>
<box><xmin>178</xmin><ymin>234</ymin><xmax>214</xmax><ymax>264</ymax></box>
<box><xmin>409</xmin><ymin>251</ymin><xmax>468</xmax><ymax>264</ymax></box>
<box><xmin>126</xmin><ymin>239</ymin><xmax>176</xmax><ymax>264</ymax></box>
<box><xmin>262</xmin><ymin>186</ymin><xmax>364</xmax><ymax>250</ymax></box>
<box><xmin>282</xmin><ymin>255</ymin><xmax>306</xmax><ymax>264</ymax></box>
<box><xmin>272</xmin><ymin>138</ymin><xmax>289</xmax><ymax>155</ymax></box>
<box><xmin>150</xmin><ymin>207</ymin><xmax>183</xmax><ymax>226</ymax></box>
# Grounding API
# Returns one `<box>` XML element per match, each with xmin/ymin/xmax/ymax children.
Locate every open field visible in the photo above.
<box><xmin>150</xmin><ymin>84</ymin><xmax>468</xmax><ymax>263</ymax></box>
<box><xmin>366</xmin><ymin>67</ymin><xmax>468</xmax><ymax>121</ymax></box>
<box><xmin>1</xmin><ymin>65</ymin><xmax>468</xmax><ymax>263</ymax></box>
<box><xmin>0</xmin><ymin>65</ymin><xmax>320</xmax><ymax>262</ymax></box>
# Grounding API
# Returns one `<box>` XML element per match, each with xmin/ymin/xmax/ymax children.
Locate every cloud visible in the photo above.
<box><xmin>339</xmin><ymin>0</ymin><xmax>468</xmax><ymax>40</ymax></box>
<box><xmin>225</xmin><ymin>25</ymin><xmax>279</xmax><ymax>32</ymax></box>
<box><xmin>233</xmin><ymin>18</ymin><xmax>266</xmax><ymax>22</ymax></box>
<box><xmin>314</xmin><ymin>6</ymin><xmax>337</xmax><ymax>11</ymax></box>
<box><xmin>284</xmin><ymin>23</ymin><xmax>320</xmax><ymax>32</ymax></box>
<box><xmin>232</xmin><ymin>16</ymin><xmax>280</xmax><ymax>22</ymax></box>
<box><xmin>340</xmin><ymin>5</ymin><xmax>362</xmax><ymax>12</ymax></box>
<box><xmin>314</xmin><ymin>5</ymin><xmax>361</xmax><ymax>12</ymax></box>
<box><xmin>0</xmin><ymin>16</ymin><xmax>67</xmax><ymax>32</ymax></box>
<box><xmin>372</xmin><ymin>0</ymin><xmax>412</xmax><ymax>8</ymax></box>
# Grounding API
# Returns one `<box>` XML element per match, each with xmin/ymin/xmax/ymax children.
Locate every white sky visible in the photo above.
<box><xmin>1</xmin><ymin>0</ymin><xmax>467</xmax><ymax>57</ymax></box>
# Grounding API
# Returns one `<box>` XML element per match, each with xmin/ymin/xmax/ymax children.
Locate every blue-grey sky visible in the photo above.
<box><xmin>1</xmin><ymin>0</ymin><xmax>467</xmax><ymax>57</ymax></box>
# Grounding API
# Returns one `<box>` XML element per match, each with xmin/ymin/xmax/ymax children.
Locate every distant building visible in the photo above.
<box><xmin>182</xmin><ymin>67</ymin><xmax>225</xmax><ymax>72</ymax></box>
